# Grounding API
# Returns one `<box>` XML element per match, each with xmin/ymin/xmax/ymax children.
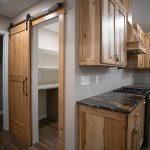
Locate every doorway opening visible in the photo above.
<box><xmin>32</xmin><ymin>17</ymin><xmax>60</xmax><ymax>149</ymax></box>
<box><xmin>0</xmin><ymin>35</ymin><xmax>3</xmax><ymax>131</ymax></box>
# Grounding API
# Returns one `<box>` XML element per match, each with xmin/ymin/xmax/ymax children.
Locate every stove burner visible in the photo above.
<box><xmin>113</xmin><ymin>88</ymin><xmax>150</xmax><ymax>95</ymax></box>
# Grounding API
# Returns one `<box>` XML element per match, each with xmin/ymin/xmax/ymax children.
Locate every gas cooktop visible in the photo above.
<box><xmin>113</xmin><ymin>84</ymin><xmax>150</xmax><ymax>96</ymax></box>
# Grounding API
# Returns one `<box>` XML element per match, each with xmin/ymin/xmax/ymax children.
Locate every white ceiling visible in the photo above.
<box><xmin>0</xmin><ymin>0</ymin><xmax>40</xmax><ymax>18</ymax></box>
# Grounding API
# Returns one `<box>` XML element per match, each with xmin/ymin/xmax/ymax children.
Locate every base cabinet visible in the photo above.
<box><xmin>78</xmin><ymin>101</ymin><xmax>145</xmax><ymax>150</ymax></box>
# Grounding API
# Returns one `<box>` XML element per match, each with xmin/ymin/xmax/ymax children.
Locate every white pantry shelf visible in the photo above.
<box><xmin>38</xmin><ymin>83</ymin><xmax>58</xmax><ymax>90</ymax></box>
<box><xmin>38</xmin><ymin>66</ymin><xmax>58</xmax><ymax>70</ymax></box>
<box><xmin>38</xmin><ymin>48</ymin><xmax>58</xmax><ymax>55</ymax></box>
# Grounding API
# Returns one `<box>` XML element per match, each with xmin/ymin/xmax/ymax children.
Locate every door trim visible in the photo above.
<box><xmin>0</xmin><ymin>30</ymin><xmax>9</xmax><ymax>131</ymax></box>
<box><xmin>31</xmin><ymin>10</ymin><xmax>65</xmax><ymax>150</ymax></box>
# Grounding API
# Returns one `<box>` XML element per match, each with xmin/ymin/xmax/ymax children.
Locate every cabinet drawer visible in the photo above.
<box><xmin>127</xmin><ymin>100</ymin><xmax>145</xmax><ymax>129</ymax></box>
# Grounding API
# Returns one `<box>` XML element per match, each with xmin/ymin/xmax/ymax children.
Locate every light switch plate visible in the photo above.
<box><xmin>81</xmin><ymin>76</ymin><xmax>90</xmax><ymax>86</ymax></box>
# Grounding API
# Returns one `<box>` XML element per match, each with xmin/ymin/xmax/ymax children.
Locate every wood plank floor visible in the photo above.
<box><xmin>0</xmin><ymin>118</ymin><xmax>58</xmax><ymax>150</ymax></box>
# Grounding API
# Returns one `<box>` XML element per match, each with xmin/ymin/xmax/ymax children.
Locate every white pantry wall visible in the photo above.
<box><xmin>38</xmin><ymin>28</ymin><xmax>59</xmax><ymax>51</ymax></box>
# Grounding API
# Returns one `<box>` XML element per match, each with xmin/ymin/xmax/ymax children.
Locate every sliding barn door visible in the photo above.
<box><xmin>9</xmin><ymin>22</ymin><xmax>31</xmax><ymax>145</ymax></box>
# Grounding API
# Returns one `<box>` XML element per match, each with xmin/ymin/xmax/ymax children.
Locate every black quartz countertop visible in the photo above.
<box><xmin>77</xmin><ymin>83</ymin><xmax>150</xmax><ymax>114</ymax></box>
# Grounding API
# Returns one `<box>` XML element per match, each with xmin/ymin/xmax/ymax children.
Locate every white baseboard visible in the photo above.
<box><xmin>38</xmin><ymin>114</ymin><xmax>47</xmax><ymax>120</ymax></box>
<box><xmin>0</xmin><ymin>111</ymin><xmax>3</xmax><ymax>115</ymax></box>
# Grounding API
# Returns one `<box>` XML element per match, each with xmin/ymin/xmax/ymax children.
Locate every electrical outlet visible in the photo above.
<box><xmin>81</xmin><ymin>76</ymin><xmax>90</xmax><ymax>85</ymax></box>
<box><xmin>96</xmin><ymin>75</ymin><xmax>100</xmax><ymax>84</ymax></box>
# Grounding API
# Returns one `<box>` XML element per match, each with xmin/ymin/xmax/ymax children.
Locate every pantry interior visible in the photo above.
<box><xmin>32</xmin><ymin>16</ymin><xmax>59</xmax><ymax>147</ymax></box>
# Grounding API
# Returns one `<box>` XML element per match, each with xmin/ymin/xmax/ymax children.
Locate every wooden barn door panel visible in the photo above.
<box><xmin>9</xmin><ymin>22</ymin><xmax>31</xmax><ymax>145</ymax></box>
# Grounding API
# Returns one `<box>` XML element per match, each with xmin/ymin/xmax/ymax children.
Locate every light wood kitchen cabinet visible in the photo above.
<box><xmin>126</xmin><ymin>100</ymin><xmax>145</xmax><ymax>150</ymax></box>
<box><xmin>101</xmin><ymin>0</ymin><xmax>116</xmax><ymax>65</ymax></box>
<box><xmin>133</xmin><ymin>24</ymin><xmax>145</xmax><ymax>43</ymax></box>
<box><xmin>124</xmin><ymin>0</ymin><xmax>132</xmax><ymax>24</ymax></box>
<box><xmin>78</xmin><ymin>0</ymin><xmax>127</xmax><ymax>66</ymax></box>
<box><xmin>116</xmin><ymin>5</ymin><xmax>127</xmax><ymax>66</ymax></box>
<box><xmin>127</xmin><ymin>54</ymin><xmax>145</xmax><ymax>68</ymax></box>
<box><xmin>143</xmin><ymin>33</ymin><xmax>150</xmax><ymax>68</ymax></box>
<box><xmin>127</xmin><ymin>32</ymin><xmax>150</xmax><ymax>69</ymax></box>
<box><xmin>78</xmin><ymin>101</ymin><xmax>145</xmax><ymax>150</ymax></box>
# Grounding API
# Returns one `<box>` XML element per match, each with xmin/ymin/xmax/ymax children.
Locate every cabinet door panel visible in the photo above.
<box><xmin>138</xmin><ymin>54</ymin><xmax>145</xmax><ymax>68</ymax></box>
<box><xmin>144</xmin><ymin>35</ymin><xmax>150</xmax><ymax>68</ymax></box>
<box><xmin>79</xmin><ymin>112</ymin><xmax>105</xmax><ymax>150</ymax></box>
<box><xmin>116</xmin><ymin>7</ymin><xmax>127</xmax><ymax>66</ymax></box>
<box><xmin>79</xmin><ymin>0</ymin><xmax>100</xmax><ymax>65</ymax></box>
<box><xmin>102</xmin><ymin>0</ymin><xmax>116</xmax><ymax>64</ymax></box>
<box><xmin>105</xmin><ymin>117</ymin><xmax>126</xmax><ymax>150</ymax></box>
<box><xmin>78</xmin><ymin>106</ymin><xmax>126</xmax><ymax>150</ymax></box>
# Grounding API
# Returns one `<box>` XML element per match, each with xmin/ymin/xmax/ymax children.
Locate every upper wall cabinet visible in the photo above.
<box><xmin>116</xmin><ymin>4</ymin><xmax>127</xmax><ymax>66</ymax></box>
<box><xmin>78</xmin><ymin>0</ymin><xmax>127</xmax><ymax>67</ymax></box>
<box><xmin>124</xmin><ymin>0</ymin><xmax>132</xmax><ymax>24</ymax></box>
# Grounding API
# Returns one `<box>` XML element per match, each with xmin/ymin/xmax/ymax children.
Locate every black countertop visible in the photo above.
<box><xmin>77</xmin><ymin>83</ymin><xmax>150</xmax><ymax>114</ymax></box>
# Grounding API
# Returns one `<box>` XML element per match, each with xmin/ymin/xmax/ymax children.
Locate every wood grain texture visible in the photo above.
<box><xmin>78</xmin><ymin>0</ymin><xmax>100</xmax><ymax>65</ymax></box>
<box><xmin>127</xmin><ymin>23</ymin><xmax>146</xmax><ymax>54</ymax></box>
<box><xmin>144</xmin><ymin>33</ymin><xmax>150</xmax><ymax>68</ymax></box>
<box><xmin>32</xmin><ymin>8</ymin><xmax>65</xmax><ymax>26</ymax></box>
<box><xmin>116</xmin><ymin>5</ymin><xmax>127</xmax><ymax>66</ymax></box>
<box><xmin>9</xmin><ymin>22</ymin><xmax>32</xmax><ymax>145</ymax></box>
<box><xmin>126</xmin><ymin>101</ymin><xmax>145</xmax><ymax>150</ymax></box>
<box><xmin>101</xmin><ymin>0</ymin><xmax>117</xmax><ymax>65</ymax></box>
<box><xmin>78</xmin><ymin>101</ymin><xmax>145</xmax><ymax>150</ymax></box>
<box><xmin>0</xmin><ymin>119</ymin><xmax>58</xmax><ymax>150</ymax></box>
<box><xmin>127</xmin><ymin>32</ymin><xmax>150</xmax><ymax>69</ymax></box>
<box><xmin>78</xmin><ymin>105</ymin><xmax>126</xmax><ymax>150</ymax></box>
<box><xmin>78</xmin><ymin>0</ymin><xmax>127</xmax><ymax>66</ymax></box>
<box><xmin>58</xmin><ymin>14</ymin><xmax>65</xmax><ymax>150</ymax></box>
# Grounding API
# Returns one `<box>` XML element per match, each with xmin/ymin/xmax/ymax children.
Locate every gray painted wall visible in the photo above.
<box><xmin>0</xmin><ymin>36</ymin><xmax>3</xmax><ymax>112</ymax></box>
<box><xmin>132</xmin><ymin>0</ymin><xmax>150</xmax><ymax>32</ymax></box>
<box><xmin>75</xmin><ymin>67</ymin><xmax>134</xmax><ymax>100</ymax></box>
<box><xmin>134</xmin><ymin>70</ymin><xmax>150</xmax><ymax>84</ymax></box>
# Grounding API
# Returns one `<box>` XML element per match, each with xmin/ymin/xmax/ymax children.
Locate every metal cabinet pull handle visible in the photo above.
<box><xmin>23</xmin><ymin>77</ymin><xmax>28</xmax><ymax>96</ymax></box>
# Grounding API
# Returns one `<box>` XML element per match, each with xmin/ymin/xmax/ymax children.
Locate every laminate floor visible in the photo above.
<box><xmin>0</xmin><ymin>119</ymin><xmax>58</xmax><ymax>150</ymax></box>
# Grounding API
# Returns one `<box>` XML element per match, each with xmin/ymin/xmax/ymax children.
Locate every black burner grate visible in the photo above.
<box><xmin>113</xmin><ymin>88</ymin><xmax>150</xmax><ymax>95</ymax></box>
